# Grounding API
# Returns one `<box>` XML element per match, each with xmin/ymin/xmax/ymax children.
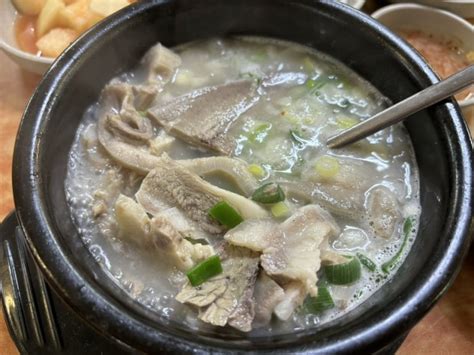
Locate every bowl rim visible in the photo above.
<box><xmin>12</xmin><ymin>0</ymin><xmax>474</xmax><ymax>352</ymax></box>
<box><xmin>0</xmin><ymin>39</ymin><xmax>54</xmax><ymax>64</ymax></box>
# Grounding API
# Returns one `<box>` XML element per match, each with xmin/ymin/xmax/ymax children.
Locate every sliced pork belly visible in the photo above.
<box><xmin>225</xmin><ymin>205</ymin><xmax>337</xmax><ymax>297</ymax></box>
<box><xmin>261</xmin><ymin>206</ymin><xmax>329</xmax><ymax>297</ymax></box>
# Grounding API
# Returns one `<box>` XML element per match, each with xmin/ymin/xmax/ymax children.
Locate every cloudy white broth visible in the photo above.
<box><xmin>65</xmin><ymin>37</ymin><xmax>420</xmax><ymax>335</ymax></box>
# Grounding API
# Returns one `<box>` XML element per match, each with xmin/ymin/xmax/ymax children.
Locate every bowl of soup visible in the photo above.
<box><xmin>8</xmin><ymin>0</ymin><xmax>473</xmax><ymax>353</ymax></box>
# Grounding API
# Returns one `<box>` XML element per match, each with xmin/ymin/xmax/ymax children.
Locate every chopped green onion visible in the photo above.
<box><xmin>306</xmin><ymin>77</ymin><xmax>328</xmax><ymax>92</ymax></box>
<box><xmin>186</xmin><ymin>255</ymin><xmax>223</xmax><ymax>286</ymax></box>
<box><xmin>239</xmin><ymin>72</ymin><xmax>262</xmax><ymax>84</ymax></box>
<box><xmin>304</xmin><ymin>286</ymin><xmax>335</xmax><ymax>314</ymax></box>
<box><xmin>247</xmin><ymin>122</ymin><xmax>272</xmax><ymax>143</ymax></box>
<box><xmin>357</xmin><ymin>253</ymin><xmax>376</xmax><ymax>272</ymax></box>
<box><xmin>271</xmin><ymin>202</ymin><xmax>291</xmax><ymax>218</ymax></box>
<box><xmin>247</xmin><ymin>164</ymin><xmax>266</xmax><ymax>179</ymax></box>
<box><xmin>382</xmin><ymin>216</ymin><xmax>415</xmax><ymax>274</ymax></box>
<box><xmin>282</xmin><ymin>112</ymin><xmax>300</xmax><ymax>125</ymax></box>
<box><xmin>289</xmin><ymin>129</ymin><xmax>306</xmax><ymax>148</ymax></box>
<box><xmin>312</xmin><ymin>78</ymin><xmax>329</xmax><ymax>93</ymax></box>
<box><xmin>324</xmin><ymin>256</ymin><xmax>361</xmax><ymax>285</ymax></box>
<box><xmin>208</xmin><ymin>201</ymin><xmax>243</xmax><ymax>228</ymax></box>
<box><xmin>314</xmin><ymin>155</ymin><xmax>340</xmax><ymax>179</ymax></box>
<box><xmin>252</xmin><ymin>183</ymin><xmax>285</xmax><ymax>204</ymax></box>
<box><xmin>306</xmin><ymin>79</ymin><xmax>317</xmax><ymax>89</ymax></box>
<box><xmin>336</xmin><ymin>116</ymin><xmax>359</xmax><ymax>129</ymax></box>
<box><xmin>184</xmin><ymin>237</ymin><xmax>209</xmax><ymax>245</ymax></box>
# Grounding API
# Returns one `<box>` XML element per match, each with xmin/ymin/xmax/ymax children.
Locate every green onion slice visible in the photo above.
<box><xmin>324</xmin><ymin>256</ymin><xmax>361</xmax><ymax>285</ymax></box>
<box><xmin>289</xmin><ymin>129</ymin><xmax>307</xmax><ymax>148</ymax></box>
<box><xmin>186</xmin><ymin>255</ymin><xmax>223</xmax><ymax>287</ymax></box>
<box><xmin>208</xmin><ymin>201</ymin><xmax>243</xmax><ymax>228</ymax></box>
<box><xmin>357</xmin><ymin>253</ymin><xmax>377</xmax><ymax>272</ymax></box>
<box><xmin>304</xmin><ymin>285</ymin><xmax>335</xmax><ymax>314</ymax></box>
<box><xmin>247</xmin><ymin>122</ymin><xmax>272</xmax><ymax>143</ymax></box>
<box><xmin>381</xmin><ymin>216</ymin><xmax>415</xmax><ymax>274</ymax></box>
<box><xmin>251</xmin><ymin>183</ymin><xmax>285</xmax><ymax>204</ymax></box>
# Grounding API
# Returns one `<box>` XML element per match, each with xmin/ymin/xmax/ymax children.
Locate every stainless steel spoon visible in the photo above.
<box><xmin>326</xmin><ymin>65</ymin><xmax>474</xmax><ymax>149</ymax></box>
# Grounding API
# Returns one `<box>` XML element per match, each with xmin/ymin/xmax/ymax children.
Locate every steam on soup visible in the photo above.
<box><xmin>65</xmin><ymin>37</ymin><xmax>420</xmax><ymax>334</ymax></box>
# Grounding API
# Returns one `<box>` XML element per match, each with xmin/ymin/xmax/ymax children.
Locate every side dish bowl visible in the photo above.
<box><xmin>372</xmin><ymin>3</ymin><xmax>474</xmax><ymax>113</ymax></box>
<box><xmin>0</xmin><ymin>0</ymin><xmax>53</xmax><ymax>75</ymax></box>
<box><xmin>7</xmin><ymin>0</ymin><xmax>473</xmax><ymax>353</ymax></box>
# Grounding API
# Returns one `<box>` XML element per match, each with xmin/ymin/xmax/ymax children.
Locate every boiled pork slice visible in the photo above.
<box><xmin>176</xmin><ymin>246</ymin><xmax>259</xmax><ymax>332</ymax></box>
<box><xmin>135</xmin><ymin>154</ymin><xmax>269</xmax><ymax>235</ymax></box>
<box><xmin>223</xmin><ymin>218</ymin><xmax>276</xmax><ymax>251</ymax></box>
<box><xmin>147</xmin><ymin>80</ymin><xmax>258</xmax><ymax>155</ymax></box>
<box><xmin>280</xmin><ymin>158</ymin><xmax>382</xmax><ymax>220</ymax></box>
<box><xmin>366</xmin><ymin>186</ymin><xmax>401</xmax><ymax>239</ymax></box>
<box><xmin>114</xmin><ymin>194</ymin><xmax>213</xmax><ymax>270</ymax></box>
<box><xmin>273</xmin><ymin>282</ymin><xmax>306</xmax><ymax>321</ymax></box>
<box><xmin>253</xmin><ymin>271</ymin><xmax>285</xmax><ymax>327</ymax></box>
<box><xmin>225</xmin><ymin>205</ymin><xmax>337</xmax><ymax>297</ymax></box>
<box><xmin>260</xmin><ymin>206</ymin><xmax>329</xmax><ymax>297</ymax></box>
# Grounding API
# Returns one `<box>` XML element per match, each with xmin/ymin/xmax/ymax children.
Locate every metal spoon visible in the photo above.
<box><xmin>326</xmin><ymin>65</ymin><xmax>474</xmax><ymax>149</ymax></box>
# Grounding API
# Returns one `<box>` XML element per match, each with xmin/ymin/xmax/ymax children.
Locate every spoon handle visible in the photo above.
<box><xmin>327</xmin><ymin>65</ymin><xmax>474</xmax><ymax>149</ymax></box>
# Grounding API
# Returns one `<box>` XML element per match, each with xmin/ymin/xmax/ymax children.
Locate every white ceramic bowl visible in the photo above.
<box><xmin>0</xmin><ymin>1</ymin><xmax>53</xmax><ymax>75</ymax></box>
<box><xmin>390</xmin><ymin>0</ymin><xmax>474</xmax><ymax>18</ymax></box>
<box><xmin>372</xmin><ymin>3</ymin><xmax>474</xmax><ymax>112</ymax></box>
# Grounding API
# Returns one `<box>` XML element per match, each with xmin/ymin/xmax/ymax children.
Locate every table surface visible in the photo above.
<box><xmin>1</xmin><ymin>13</ymin><xmax>474</xmax><ymax>354</ymax></box>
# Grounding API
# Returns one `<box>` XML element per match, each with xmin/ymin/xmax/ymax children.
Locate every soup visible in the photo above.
<box><xmin>65</xmin><ymin>37</ymin><xmax>420</xmax><ymax>334</ymax></box>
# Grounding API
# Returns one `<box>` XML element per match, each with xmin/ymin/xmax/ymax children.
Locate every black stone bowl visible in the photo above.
<box><xmin>9</xmin><ymin>0</ymin><xmax>473</xmax><ymax>353</ymax></box>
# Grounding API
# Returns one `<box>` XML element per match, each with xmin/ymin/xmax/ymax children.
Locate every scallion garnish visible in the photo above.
<box><xmin>186</xmin><ymin>255</ymin><xmax>223</xmax><ymax>286</ymax></box>
<box><xmin>271</xmin><ymin>201</ymin><xmax>290</xmax><ymax>218</ymax></box>
<box><xmin>357</xmin><ymin>253</ymin><xmax>376</xmax><ymax>272</ymax></box>
<box><xmin>247</xmin><ymin>122</ymin><xmax>272</xmax><ymax>143</ymax></box>
<box><xmin>324</xmin><ymin>256</ymin><xmax>361</xmax><ymax>285</ymax></box>
<box><xmin>381</xmin><ymin>216</ymin><xmax>415</xmax><ymax>274</ymax></box>
<box><xmin>304</xmin><ymin>285</ymin><xmax>335</xmax><ymax>314</ymax></box>
<box><xmin>208</xmin><ymin>201</ymin><xmax>243</xmax><ymax>228</ymax></box>
<box><xmin>251</xmin><ymin>183</ymin><xmax>285</xmax><ymax>204</ymax></box>
<box><xmin>289</xmin><ymin>129</ymin><xmax>306</xmax><ymax>148</ymax></box>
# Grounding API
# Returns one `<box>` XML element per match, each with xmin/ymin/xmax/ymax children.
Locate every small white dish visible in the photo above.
<box><xmin>0</xmin><ymin>0</ymin><xmax>53</xmax><ymax>75</ymax></box>
<box><xmin>390</xmin><ymin>0</ymin><xmax>474</xmax><ymax>19</ymax></box>
<box><xmin>372</xmin><ymin>3</ymin><xmax>474</xmax><ymax>112</ymax></box>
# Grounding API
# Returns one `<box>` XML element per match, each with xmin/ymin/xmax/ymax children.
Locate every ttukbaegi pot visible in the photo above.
<box><xmin>3</xmin><ymin>0</ymin><xmax>473</xmax><ymax>353</ymax></box>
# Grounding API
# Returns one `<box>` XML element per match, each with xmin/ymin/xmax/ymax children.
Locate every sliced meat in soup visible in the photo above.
<box><xmin>177</xmin><ymin>245</ymin><xmax>259</xmax><ymax>332</ymax></box>
<box><xmin>135</xmin><ymin>154</ymin><xmax>269</xmax><ymax>234</ymax></box>
<box><xmin>65</xmin><ymin>37</ymin><xmax>420</xmax><ymax>336</ymax></box>
<box><xmin>147</xmin><ymin>81</ymin><xmax>258</xmax><ymax>155</ymax></box>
